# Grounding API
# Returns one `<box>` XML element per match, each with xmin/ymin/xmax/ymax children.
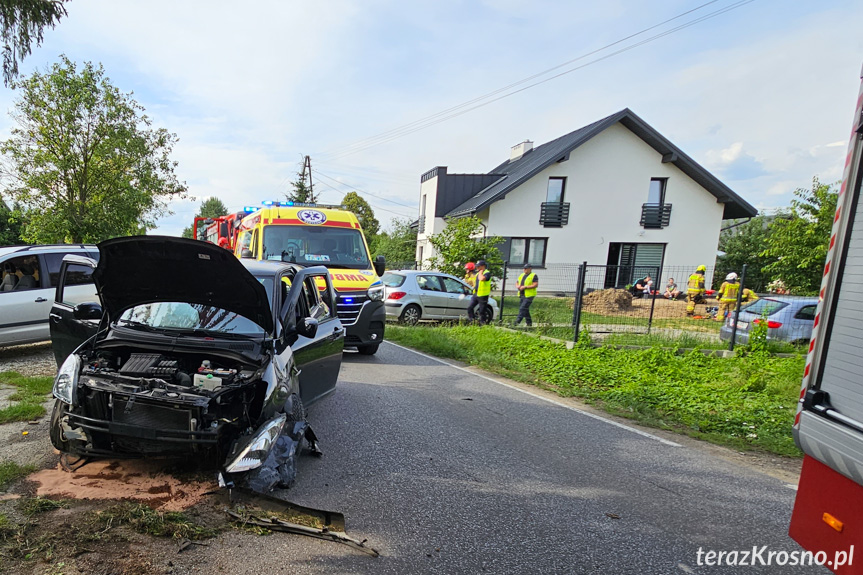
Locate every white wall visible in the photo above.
<box><xmin>486</xmin><ymin>123</ymin><xmax>725</xmax><ymax>270</ymax></box>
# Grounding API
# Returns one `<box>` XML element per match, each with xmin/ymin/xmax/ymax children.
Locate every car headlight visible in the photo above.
<box><xmin>224</xmin><ymin>414</ymin><xmax>286</xmax><ymax>473</ymax></box>
<box><xmin>53</xmin><ymin>354</ymin><xmax>81</xmax><ymax>405</ymax></box>
<box><xmin>367</xmin><ymin>284</ymin><xmax>384</xmax><ymax>302</ymax></box>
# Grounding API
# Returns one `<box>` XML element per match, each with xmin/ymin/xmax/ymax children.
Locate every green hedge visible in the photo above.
<box><xmin>386</xmin><ymin>325</ymin><xmax>804</xmax><ymax>457</ymax></box>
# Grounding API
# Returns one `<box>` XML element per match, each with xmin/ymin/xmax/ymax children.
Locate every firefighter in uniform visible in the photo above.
<box><xmin>686</xmin><ymin>265</ymin><xmax>707</xmax><ymax>316</ymax></box>
<box><xmin>716</xmin><ymin>272</ymin><xmax>740</xmax><ymax>322</ymax></box>
<box><xmin>467</xmin><ymin>260</ymin><xmax>492</xmax><ymax>325</ymax></box>
<box><xmin>741</xmin><ymin>287</ymin><xmax>759</xmax><ymax>304</ymax></box>
<box><xmin>514</xmin><ymin>263</ymin><xmax>538</xmax><ymax>326</ymax></box>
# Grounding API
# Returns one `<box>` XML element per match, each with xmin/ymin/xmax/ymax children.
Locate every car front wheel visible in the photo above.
<box><xmin>481</xmin><ymin>307</ymin><xmax>494</xmax><ymax>325</ymax></box>
<box><xmin>49</xmin><ymin>399</ymin><xmax>70</xmax><ymax>452</ymax></box>
<box><xmin>399</xmin><ymin>304</ymin><xmax>421</xmax><ymax>326</ymax></box>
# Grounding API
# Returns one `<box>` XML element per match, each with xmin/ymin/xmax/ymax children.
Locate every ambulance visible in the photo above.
<box><xmin>234</xmin><ymin>202</ymin><xmax>386</xmax><ymax>355</ymax></box>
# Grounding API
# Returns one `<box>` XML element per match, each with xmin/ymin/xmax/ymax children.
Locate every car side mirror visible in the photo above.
<box><xmin>74</xmin><ymin>302</ymin><xmax>102</xmax><ymax>320</ymax></box>
<box><xmin>241</xmin><ymin>248</ymin><xmax>253</xmax><ymax>258</ymax></box>
<box><xmin>298</xmin><ymin>317</ymin><xmax>318</xmax><ymax>339</ymax></box>
<box><xmin>374</xmin><ymin>255</ymin><xmax>385</xmax><ymax>277</ymax></box>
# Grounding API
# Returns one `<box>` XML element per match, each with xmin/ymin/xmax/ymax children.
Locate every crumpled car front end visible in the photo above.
<box><xmin>51</xmin><ymin>343</ymin><xmax>314</xmax><ymax>490</ymax></box>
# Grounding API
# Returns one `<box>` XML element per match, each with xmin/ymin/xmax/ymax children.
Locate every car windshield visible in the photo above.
<box><xmin>116</xmin><ymin>302</ymin><xmax>266</xmax><ymax>337</ymax></box>
<box><xmin>381</xmin><ymin>272</ymin><xmax>405</xmax><ymax>287</ymax></box>
<box><xmin>262</xmin><ymin>225</ymin><xmax>371</xmax><ymax>269</ymax></box>
<box><xmin>741</xmin><ymin>298</ymin><xmax>788</xmax><ymax>317</ymax></box>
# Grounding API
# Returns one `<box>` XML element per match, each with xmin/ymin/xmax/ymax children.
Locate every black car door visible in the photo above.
<box><xmin>280</xmin><ymin>267</ymin><xmax>344</xmax><ymax>406</ymax></box>
<box><xmin>49</xmin><ymin>255</ymin><xmax>101</xmax><ymax>366</ymax></box>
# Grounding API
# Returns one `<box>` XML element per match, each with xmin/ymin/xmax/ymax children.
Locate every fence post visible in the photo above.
<box><xmin>647</xmin><ymin>264</ymin><xmax>662</xmax><ymax>335</ymax></box>
<box><xmin>572</xmin><ymin>261</ymin><xmax>587</xmax><ymax>343</ymax></box>
<box><xmin>499</xmin><ymin>261</ymin><xmax>508</xmax><ymax>325</ymax></box>
<box><xmin>729</xmin><ymin>263</ymin><xmax>747</xmax><ymax>352</ymax></box>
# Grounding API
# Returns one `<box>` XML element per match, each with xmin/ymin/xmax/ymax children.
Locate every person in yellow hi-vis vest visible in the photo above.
<box><xmin>686</xmin><ymin>265</ymin><xmax>707</xmax><ymax>316</ymax></box>
<box><xmin>716</xmin><ymin>272</ymin><xmax>740</xmax><ymax>322</ymax></box>
<box><xmin>467</xmin><ymin>260</ymin><xmax>492</xmax><ymax>325</ymax></box>
<box><xmin>741</xmin><ymin>287</ymin><xmax>759</xmax><ymax>304</ymax></box>
<box><xmin>464</xmin><ymin>261</ymin><xmax>477</xmax><ymax>290</ymax></box>
<box><xmin>514</xmin><ymin>263</ymin><xmax>539</xmax><ymax>327</ymax></box>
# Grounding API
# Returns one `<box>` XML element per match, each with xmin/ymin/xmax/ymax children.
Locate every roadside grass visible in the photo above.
<box><xmin>387</xmin><ymin>324</ymin><xmax>805</xmax><ymax>457</ymax></box>
<box><xmin>99</xmin><ymin>502</ymin><xmax>219</xmax><ymax>540</ymax></box>
<box><xmin>0</xmin><ymin>461</ymin><xmax>36</xmax><ymax>491</ymax></box>
<box><xmin>0</xmin><ymin>371</ymin><xmax>54</xmax><ymax>424</ymax></box>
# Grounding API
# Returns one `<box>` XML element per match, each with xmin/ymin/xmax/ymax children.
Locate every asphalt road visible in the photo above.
<box><xmin>209</xmin><ymin>342</ymin><xmax>824</xmax><ymax>575</ymax></box>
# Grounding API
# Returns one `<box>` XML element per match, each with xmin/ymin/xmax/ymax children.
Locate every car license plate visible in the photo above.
<box><xmin>735</xmin><ymin>321</ymin><xmax>748</xmax><ymax>329</ymax></box>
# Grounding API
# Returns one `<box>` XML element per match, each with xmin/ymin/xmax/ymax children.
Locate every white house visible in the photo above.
<box><xmin>415</xmin><ymin>109</ymin><xmax>756</xmax><ymax>290</ymax></box>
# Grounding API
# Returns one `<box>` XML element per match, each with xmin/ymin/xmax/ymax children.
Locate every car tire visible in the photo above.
<box><xmin>481</xmin><ymin>307</ymin><xmax>494</xmax><ymax>325</ymax></box>
<box><xmin>357</xmin><ymin>344</ymin><xmax>379</xmax><ymax>355</ymax></box>
<box><xmin>399</xmin><ymin>304</ymin><xmax>421</xmax><ymax>326</ymax></box>
<box><xmin>49</xmin><ymin>399</ymin><xmax>70</xmax><ymax>452</ymax></box>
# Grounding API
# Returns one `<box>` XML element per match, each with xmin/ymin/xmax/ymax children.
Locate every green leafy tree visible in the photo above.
<box><xmin>372</xmin><ymin>217</ymin><xmax>417</xmax><ymax>267</ymax></box>
<box><xmin>428</xmin><ymin>215</ymin><xmax>504</xmax><ymax>280</ymax></box>
<box><xmin>0</xmin><ymin>198</ymin><xmax>26</xmax><ymax>245</ymax></box>
<box><xmin>286</xmin><ymin>165</ymin><xmax>314</xmax><ymax>203</ymax></box>
<box><xmin>341</xmin><ymin>191</ymin><xmax>380</xmax><ymax>237</ymax></box>
<box><xmin>716</xmin><ymin>216</ymin><xmax>773</xmax><ymax>291</ymax></box>
<box><xmin>761</xmin><ymin>177</ymin><xmax>838</xmax><ymax>295</ymax></box>
<box><xmin>0</xmin><ymin>56</ymin><xmax>187</xmax><ymax>243</ymax></box>
<box><xmin>181</xmin><ymin>197</ymin><xmax>229</xmax><ymax>239</ymax></box>
<box><xmin>0</xmin><ymin>0</ymin><xmax>68</xmax><ymax>85</ymax></box>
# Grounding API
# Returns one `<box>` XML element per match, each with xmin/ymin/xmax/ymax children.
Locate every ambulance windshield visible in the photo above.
<box><xmin>262</xmin><ymin>225</ymin><xmax>371</xmax><ymax>269</ymax></box>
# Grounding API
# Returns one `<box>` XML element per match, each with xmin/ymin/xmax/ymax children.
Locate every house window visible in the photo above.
<box><xmin>647</xmin><ymin>178</ymin><xmax>666</xmax><ymax>205</ymax></box>
<box><xmin>546</xmin><ymin>177</ymin><xmax>565</xmax><ymax>203</ymax></box>
<box><xmin>641</xmin><ymin>178</ymin><xmax>672</xmax><ymax>229</ymax></box>
<box><xmin>507</xmin><ymin>238</ymin><xmax>547</xmax><ymax>267</ymax></box>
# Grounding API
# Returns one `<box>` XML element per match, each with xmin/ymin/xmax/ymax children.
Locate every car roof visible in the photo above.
<box><xmin>0</xmin><ymin>244</ymin><xmax>96</xmax><ymax>258</ymax></box>
<box><xmin>240</xmin><ymin>258</ymin><xmax>305</xmax><ymax>277</ymax></box>
<box><xmin>756</xmin><ymin>295</ymin><xmax>819</xmax><ymax>305</ymax></box>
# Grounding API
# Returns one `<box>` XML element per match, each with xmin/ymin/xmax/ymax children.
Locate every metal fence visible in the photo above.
<box><xmin>495</xmin><ymin>262</ymin><xmax>756</xmax><ymax>348</ymax></box>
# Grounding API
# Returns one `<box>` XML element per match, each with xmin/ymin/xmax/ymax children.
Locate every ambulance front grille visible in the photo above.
<box><xmin>336</xmin><ymin>292</ymin><xmax>368</xmax><ymax>325</ymax></box>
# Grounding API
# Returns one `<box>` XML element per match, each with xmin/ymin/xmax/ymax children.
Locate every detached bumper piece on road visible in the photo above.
<box><xmin>222</xmin><ymin>488</ymin><xmax>379</xmax><ymax>557</ymax></box>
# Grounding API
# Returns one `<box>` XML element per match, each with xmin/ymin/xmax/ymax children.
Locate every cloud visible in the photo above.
<box><xmin>704</xmin><ymin>142</ymin><xmax>766</xmax><ymax>181</ymax></box>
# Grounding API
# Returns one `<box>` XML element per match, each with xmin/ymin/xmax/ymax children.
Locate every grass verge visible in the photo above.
<box><xmin>0</xmin><ymin>371</ymin><xmax>54</xmax><ymax>424</ymax></box>
<box><xmin>0</xmin><ymin>461</ymin><xmax>36</xmax><ymax>491</ymax></box>
<box><xmin>387</xmin><ymin>324</ymin><xmax>804</xmax><ymax>457</ymax></box>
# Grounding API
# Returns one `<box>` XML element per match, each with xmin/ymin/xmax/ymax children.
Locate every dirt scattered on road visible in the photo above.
<box><xmin>29</xmin><ymin>459</ymin><xmax>216</xmax><ymax>511</ymax></box>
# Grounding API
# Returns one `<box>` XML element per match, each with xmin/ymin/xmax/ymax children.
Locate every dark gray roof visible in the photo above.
<box><xmin>445</xmin><ymin>109</ymin><xmax>756</xmax><ymax>220</ymax></box>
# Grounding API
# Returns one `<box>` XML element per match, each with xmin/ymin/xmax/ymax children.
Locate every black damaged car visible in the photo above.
<box><xmin>48</xmin><ymin>236</ymin><xmax>344</xmax><ymax>491</ymax></box>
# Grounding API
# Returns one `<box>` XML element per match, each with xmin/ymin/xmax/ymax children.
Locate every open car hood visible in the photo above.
<box><xmin>94</xmin><ymin>236</ymin><xmax>273</xmax><ymax>334</ymax></box>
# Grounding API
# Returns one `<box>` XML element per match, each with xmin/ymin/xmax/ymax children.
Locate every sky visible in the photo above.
<box><xmin>0</xmin><ymin>0</ymin><xmax>861</xmax><ymax>236</ymax></box>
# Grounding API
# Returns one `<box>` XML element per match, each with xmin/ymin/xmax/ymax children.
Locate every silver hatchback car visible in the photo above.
<box><xmin>382</xmin><ymin>270</ymin><xmax>498</xmax><ymax>325</ymax></box>
<box><xmin>719</xmin><ymin>295</ymin><xmax>819</xmax><ymax>345</ymax></box>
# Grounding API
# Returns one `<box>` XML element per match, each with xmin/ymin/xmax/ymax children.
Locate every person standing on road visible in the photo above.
<box><xmin>467</xmin><ymin>259</ymin><xmax>492</xmax><ymax>325</ymax></box>
<box><xmin>514</xmin><ymin>263</ymin><xmax>538</xmax><ymax>327</ymax></box>
<box><xmin>464</xmin><ymin>262</ymin><xmax>477</xmax><ymax>290</ymax></box>
<box><xmin>686</xmin><ymin>265</ymin><xmax>706</xmax><ymax>316</ymax></box>
<box><xmin>716</xmin><ymin>272</ymin><xmax>740</xmax><ymax>322</ymax></box>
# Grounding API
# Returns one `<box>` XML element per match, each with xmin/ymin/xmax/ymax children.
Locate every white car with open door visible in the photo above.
<box><xmin>49</xmin><ymin>236</ymin><xmax>344</xmax><ymax>492</ymax></box>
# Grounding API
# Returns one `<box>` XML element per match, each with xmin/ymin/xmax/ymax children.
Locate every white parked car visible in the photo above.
<box><xmin>381</xmin><ymin>270</ymin><xmax>498</xmax><ymax>325</ymax></box>
<box><xmin>0</xmin><ymin>244</ymin><xmax>98</xmax><ymax>347</ymax></box>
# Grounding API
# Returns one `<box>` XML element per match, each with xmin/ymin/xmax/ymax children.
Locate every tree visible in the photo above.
<box><xmin>0</xmin><ymin>198</ymin><xmax>25</xmax><ymax>245</ymax></box>
<box><xmin>372</xmin><ymin>217</ymin><xmax>417</xmax><ymax>267</ymax></box>
<box><xmin>286</xmin><ymin>165</ymin><xmax>314</xmax><ymax>203</ymax></box>
<box><xmin>715</xmin><ymin>216</ymin><xmax>774</xmax><ymax>291</ymax></box>
<box><xmin>761</xmin><ymin>177</ymin><xmax>838</xmax><ymax>295</ymax></box>
<box><xmin>341</xmin><ymin>191</ymin><xmax>379</xmax><ymax>237</ymax></box>
<box><xmin>181</xmin><ymin>197</ymin><xmax>229</xmax><ymax>239</ymax></box>
<box><xmin>0</xmin><ymin>56</ymin><xmax>187</xmax><ymax>243</ymax></box>
<box><xmin>0</xmin><ymin>0</ymin><xmax>68</xmax><ymax>85</ymax></box>
<box><xmin>428</xmin><ymin>215</ymin><xmax>504</xmax><ymax>280</ymax></box>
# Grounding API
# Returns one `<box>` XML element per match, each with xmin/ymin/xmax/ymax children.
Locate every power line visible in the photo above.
<box><xmin>316</xmin><ymin>0</ymin><xmax>753</xmax><ymax>161</ymax></box>
<box><xmin>312</xmin><ymin>176</ymin><xmax>416</xmax><ymax>219</ymax></box>
<box><xmin>313</xmin><ymin>169</ymin><xmax>418</xmax><ymax>209</ymax></box>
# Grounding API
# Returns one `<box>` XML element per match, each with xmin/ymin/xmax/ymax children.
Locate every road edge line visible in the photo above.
<box><xmin>384</xmin><ymin>341</ymin><xmax>682</xmax><ymax>447</ymax></box>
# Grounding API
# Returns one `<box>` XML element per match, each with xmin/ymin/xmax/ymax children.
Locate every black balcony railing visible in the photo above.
<box><xmin>418</xmin><ymin>215</ymin><xmax>426</xmax><ymax>234</ymax></box>
<box><xmin>640</xmin><ymin>203</ymin><xmax>672</xmax><ymax>229</ymax></box>
<box><xmin>540</xmin><ymin>202</ymin><xmax>570</xmax><ymax>227</ymax></box>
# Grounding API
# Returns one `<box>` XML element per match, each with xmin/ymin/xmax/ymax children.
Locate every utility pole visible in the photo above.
<box><xmin>299</xmin><ymin>155</ymin><xmax>316</xmax><ymax>203</ymax></box>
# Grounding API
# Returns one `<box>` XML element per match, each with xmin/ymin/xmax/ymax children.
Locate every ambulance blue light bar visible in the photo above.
<box><xmin>243</xmin><ymin>206</ymin><xmax>259</xmax><ymax>213</ymax></box>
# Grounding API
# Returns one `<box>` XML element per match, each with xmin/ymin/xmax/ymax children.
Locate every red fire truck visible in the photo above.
<box><xmin>192</xmin><ymin>210</ymin><xmax>250</xmax><ymax>250</ymax></box>
<box><xmin>789</xmin><ymin>64</ymin><xmax>863</xmax><ymax>574</ymax></box>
